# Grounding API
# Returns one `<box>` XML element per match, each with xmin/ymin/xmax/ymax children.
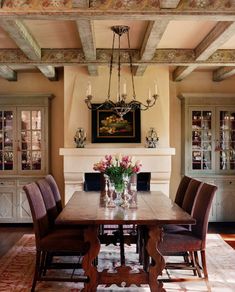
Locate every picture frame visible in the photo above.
<box><xmin>91</xmin><ymin>104</ymin><xmax>141</xmax><ymax>143</ymax></box>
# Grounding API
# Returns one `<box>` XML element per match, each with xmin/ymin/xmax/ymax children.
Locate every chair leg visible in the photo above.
<box><xmin>200</xmin><ymin>249</ymin><xmax>208</xmax><ymax>279</ymax></box>
<box><xmin>31</xmin><ymin>250</ymin><xmax>41</xmax><ymax>292</ymax></box>
<box><xmin>189</xmin><ymin>251</ymin><xmax>197</xmax><ymax>276</ymax></box>
<box><xmin>194</xmin><ymin>251</ymin><xmax>202</xmax><ymax>278</ymax></box>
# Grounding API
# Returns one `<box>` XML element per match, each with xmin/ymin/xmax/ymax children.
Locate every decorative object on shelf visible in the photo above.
<box><xmin>145</xmin><ymin>127</ymin><xmax>159</xmax><ymax>148</ymax></box>
<box><xmin>93</xmin><ymin>154</ymin><xmax>142</xmax><ymax>207</ymax></box>
<box><xmin>91</xmin><ymin>104</ymin><xmax>141</xmax><ymax>143</ymax></box>
<box><xmin>74</xmin><ymin>127</ymin><xmax>86</xmax><ymax>148</ymax></box>
<box><xmin>85</xmin><ymin>25</ymin><xmax>158</xmax><ymax>119</ymax></box>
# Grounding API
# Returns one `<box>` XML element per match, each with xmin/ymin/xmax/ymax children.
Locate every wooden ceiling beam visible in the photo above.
<box><xmin>0</xmin><ymin>19</ymin><xmax>58</xmax><ymax>81</ymax></box>
<box><xmin>0</xmin><ymin>65</ymin><xmax>17</xmax><ymax>81</ymax></box>
<box><xmin>76</xmin><ymin>20</ymin><xmax>98</xmax><ymax>76</ymax></box>
<box><xmin>173</xmin><ymin>21</ymin><xmax>235</xmax><ymax>81</ymax></box>
<box><xmin>0</xmin><ymin>19</ymin><xmax>41</xmax><ymax>60</ymax></box>
<box><xmin>37</xmin><ymin>65</ymin><xmax>58</xmax><ymax>81</ymax></box>
<box><xmin>213</xmin><ymin>66</ymin><xmax>235</xmax><ymax>81</ymax></box>
<box><xmin>134</xmin><ymin>20</ymin><xmax>169</xmax><ymax>76</ymax></box>
<box><xmin>0</xmin><ymin>0</ymin><xmax>234</xmax><ymax>20</ymax></box>
<box><xmin>1</xmin><ymin>48</ymin><xmax>235</xmax><ymax>66</ymax></box>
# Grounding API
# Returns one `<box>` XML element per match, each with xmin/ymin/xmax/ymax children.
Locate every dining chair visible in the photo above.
<box><xmin>45</xmin><ymin>174</ymin><xmax>63</xmax><ymax>213</ymax></box>
<box><xmin>164</xmin><ymin>178</ymin><xmax>203</xmax><ymax>234</ymax></box>
<box><xmin>174</xmin><ymin>175</ymin><xmax>192</xmax><ymax>207</ymax></box>
<box><xmin>159</xmin><ymin>182</ymin><xmax>217</xmax><ymax>280</ymax></box>
<box><xmin>36</xmin><ymin>178</ymin><xmax>59</xmax><ymax>228</ymax></box>
<box><xmin>23</xmin><ymin>182</ymin><xmax>90</xmax><ymax>292</ymax></box>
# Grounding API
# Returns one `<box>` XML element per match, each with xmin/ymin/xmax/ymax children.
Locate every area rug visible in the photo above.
<box><xmin>0</xmin><ymin>234</ymin><xmax>234</xmax><ymax>292</ymax></box>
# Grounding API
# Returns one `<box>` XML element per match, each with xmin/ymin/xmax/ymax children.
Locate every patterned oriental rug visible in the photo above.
<box><xmin>0</xmin><ymin>234</ymin><xmax>234</xmax><ymax>292</ymax></box>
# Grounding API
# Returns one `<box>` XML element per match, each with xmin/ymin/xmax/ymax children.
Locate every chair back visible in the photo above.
<box><xmin>45</xmin><ymin>174</ymin><xmax>63</xmax><ymax>213</ymax></box>
<box><xmin>181</xmin><ymin>178</ymin><xmax>203</xmax><ymax>215</ymax></box>
<box><xmin>192</xmin><ymin>183</ymin><xmax>217</xmax><ymax>246</ymax></box>
<box><xmin>23</xmin><ymin>182</ymin><xmax>50</xmax><ymax>244</ymax></box>
<box><xmin>37</xmin><ymin>178</ymin><xmax>59</xmax><ymax>228</ymax></box>
<box><xmin>174</xmin><ymin>175</ymin><xmax>192</xmax><ymax>207</ymax></box>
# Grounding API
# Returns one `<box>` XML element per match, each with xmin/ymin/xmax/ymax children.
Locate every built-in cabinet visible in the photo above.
<box><xmin>179</xmin><ymin>93</ymin><xmax>235</xmax><ymax>222</ymax></box>
<box><xmin>0</xmin><ymin>94</ymin><xmax>52</xmax><ymax>223</ymax></box>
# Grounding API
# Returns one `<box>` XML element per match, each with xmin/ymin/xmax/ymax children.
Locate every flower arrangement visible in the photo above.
<box><xmin>93</xmin><ymin>154</ymin><xmax>142</xmax><ymax>191</ymax></box>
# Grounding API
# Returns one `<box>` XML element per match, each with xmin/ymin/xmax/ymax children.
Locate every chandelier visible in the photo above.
<box><xmin>85</xmin><ymin>25</ymin><xmax>158</xmax><ymax>119</ymax></box>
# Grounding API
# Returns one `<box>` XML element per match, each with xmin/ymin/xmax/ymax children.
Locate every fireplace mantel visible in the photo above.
<box><xmin>60</xmin><ymin>146</ymin><xmax>175</xmax><ymax>203</ymax></box>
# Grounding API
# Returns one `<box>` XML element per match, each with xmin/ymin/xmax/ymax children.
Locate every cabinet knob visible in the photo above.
<box><xmin>229</xmin><ymin>181</ymin><xmax>232</xmax><ymax>184</ymax></box>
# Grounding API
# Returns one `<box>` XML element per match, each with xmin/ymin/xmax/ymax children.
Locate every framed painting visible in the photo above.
<box><xmin>91</xmin><ymin>104</ymin><xmax>141</xmax><ymax>143</ymax></box>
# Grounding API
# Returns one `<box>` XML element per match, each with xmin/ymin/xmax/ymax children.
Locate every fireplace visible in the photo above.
<box><xmin>60</xmin><ymin>146</ymin><xmax>175</xmax><ymax>203</ymax></box>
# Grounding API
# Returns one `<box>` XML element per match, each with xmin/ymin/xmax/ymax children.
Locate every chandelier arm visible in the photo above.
<box><xmin>127</xmin><ymin>29</ymin><xmax>136</xmax><ymax>100</ymax></box>
<box><xmin>118</xmin><ymin>33</ymin><xmax>121</xmax><ymax>102</ymax></box>
<box><xmin>107</xmin><ymin>32</ymin><xmax>116</xmax><ymax>100</ymax></box>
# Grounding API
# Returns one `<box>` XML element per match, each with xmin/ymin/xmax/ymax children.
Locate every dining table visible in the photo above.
<box><xmin>55</xmin><ymin>190</ymin><xmax>195</xmax><ymax>292</ymax></box>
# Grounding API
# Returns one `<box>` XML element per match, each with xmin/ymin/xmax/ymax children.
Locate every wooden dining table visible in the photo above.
<box><xmin>56</xmin><ymin>191</ymin><xmax>195</xmax><ymax>292</ymax></box>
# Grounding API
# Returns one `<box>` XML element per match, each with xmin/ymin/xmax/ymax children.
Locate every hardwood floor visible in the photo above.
<box><xmin>0</xmin><ymin>224</ymin><xmax>33</xmax><ymax>258</ymax></box>
<box><xmin>0</xmin><ymin>223</ymin><xmax>234</xmax><ymax>258</ymax></box>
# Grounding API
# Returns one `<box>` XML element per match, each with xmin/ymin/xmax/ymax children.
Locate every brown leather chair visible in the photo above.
<box><xmin>174</xmin><ymin>175</ymin><xmax>192</xmax><ymax>207</ymax></box>
<box><xmin>159</xmin><ymin>182</ymin><xmax>217</xmax><ymax>279</ymax></box>
<box><xmin>164</xmin><ymin>178</ymin><xmax>203</xmax><ymax>234</ymax></box>
<box><xmin>23</xmin><ymin>182</ymin><xmax>90</xmax><ymax>292</ymax></box>
<box><xmin>45</xmin><ymin>174</ymin><xmax>63</xmax><ymax>213</ymax></box>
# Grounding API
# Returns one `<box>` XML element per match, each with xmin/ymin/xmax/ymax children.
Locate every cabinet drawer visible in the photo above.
<box><xmin>0</xmin><ymin>180</ymin><xmax>17</xmax><ymax>187</ymax></box>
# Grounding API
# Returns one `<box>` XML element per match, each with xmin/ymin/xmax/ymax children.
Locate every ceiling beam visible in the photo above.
<box><xmin>134</xmin><ymin>20</ymin><xmax>169</xmax><ymax>76</ymax></box>
<box><xmin>76</xmin><ymin>20</ymin><xmax>98</xmax><ymax>76</ymax></box>
<box><xmin>1</xmin><ymin>48</ymin><xmax>235</xmax><ymax>66</ymax></box>
<box><xmin>37</xmin><ymin>65</ymin><xmax>58</xmax><ymax>81</ymax></box>
<box><xmin>195</xmin><ymin>21</ymin><xmax>235</xmax><ymax>61</ymax></box>
<box><xmin>213</xmin><ymin>66</ymin><xmax>235</xmax><ymax>81</ymax></box>
<box><xmin>1</xmin><ymin>2</ymin><xmax>235</xmax><ymax>21</ymax></box>
<box><xmin>0</xmin><ymin>19</ymin><xmax>41</xmax><ymax>60</ymax></box>
<box><xmin>159</xmin><ymin>0</ymin><xmax>181</xmax><ymax>9</ymax></box>
<box><xmin>173</xmin><ymin>21</ymin><xmax>235</xmax><ymax>81</ymax></box>
<box><xmin>0</xmin><ymin>65</ymin><xmax>17</xmax><ymax>81</ymax></box>
<box><xmin>0</xmin><ymin>19</ymin><xmax>58</xmax><ymax>81</ymax></box>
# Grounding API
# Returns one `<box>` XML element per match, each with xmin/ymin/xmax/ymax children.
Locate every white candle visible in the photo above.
<box><xmin>154</xmin><ymin>81</ymin><xmax>158</xmax><ymax>95</ymax></box>
<box><xmin>87</xmin><ymin>81</ymin><xmax>92</xmax><ymax>95</ymax></box>
<box><xmin>148</xmin><ymin>88</ymin><xmax>152</xmax><ymax>101</ymax></box>
<box><xmin>123</xmin><ymin>81</ymin><xmax>127</xmax><ymax>95</ymax></box>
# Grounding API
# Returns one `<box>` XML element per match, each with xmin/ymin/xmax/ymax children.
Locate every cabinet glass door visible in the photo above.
<box><xmin>218</xmin><ymin>110</ymin><xmax>235</xmax><ymax>170</ymax></box>
<box><xmin>0</xmin><ymin>110</ymin><xmax>14</xmax><ymax>171</ymax></box>
<box><xmin>191</xmin><ymin>110</ymin><xmax>212</xmax><ymax>170</ymax></box>
<box><xmin>20</xmin><ymin>109</ymin><xmax>43</xmax><ymax>171</ymax></box>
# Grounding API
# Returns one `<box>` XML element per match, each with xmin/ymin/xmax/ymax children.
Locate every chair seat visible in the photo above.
<box><xmin>159</xmin><ymin>232</ymin><xmax>203</xmax><ymax>254</ymax></box>
<box><xmin>40</xmin><ymin>229</ymin><xmax>90</xmax><ymax>253</ymax></box>
<box><xmin>163</xmin><ymin>224</ymin><xmax>189</xmax><ymax>234</ymax></box>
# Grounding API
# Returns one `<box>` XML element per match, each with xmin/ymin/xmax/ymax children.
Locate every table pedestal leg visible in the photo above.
<box><xmin>82</xmin><ymin>225</ymin><xmax>100</xmax><ymax>292</ymax></box>
<box><xmin>146</xmin><ymin>225</ymin><xmax>166</xmax><ymax>292</ymax></box>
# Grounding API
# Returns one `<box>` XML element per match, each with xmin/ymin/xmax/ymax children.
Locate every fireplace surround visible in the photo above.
<box><xmin>60</xmin><ymin>146</ymin><xmax>175</xmax><ymax>203</ymax></box>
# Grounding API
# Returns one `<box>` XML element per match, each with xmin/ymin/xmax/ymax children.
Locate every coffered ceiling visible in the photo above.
<box><xmin>1</xmin><ymin>0</ymin><xmax>235</xmax><ymax>82</ymax></box>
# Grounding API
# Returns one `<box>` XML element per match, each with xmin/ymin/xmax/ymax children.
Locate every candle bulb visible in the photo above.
<box><xmin>123</xmin><ymin>81</ymin><xmax>127</xmax><ymax>95</ymax></box>
<box><xmin>154</xmin><ymin>81</ymin><xmax>158</xmax><ymax>95</ymax></box>
<box><xmin>87</xmin><ymin>81</ymin><xmax>92</xmax><ymax>96</ymax></box>
<box><xmin>148</xmin><ymin>88</ymin><xmax>152</xmax><ymax>101</ymax></box>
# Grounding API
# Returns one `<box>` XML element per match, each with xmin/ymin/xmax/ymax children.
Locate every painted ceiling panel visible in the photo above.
<box><xmin>94</xmin><ymin>20</ymin><xmax>148</xmax><ymax>49</ymax></box>
<box><xmin>158</xmin><ymin>21</ymin><xmax>217</xmax><ymax>49</ymax></box>
<box><xmin>23</xmin><ymin>20</ymin><xmax>81</xmax><ymax>48</ymax></box>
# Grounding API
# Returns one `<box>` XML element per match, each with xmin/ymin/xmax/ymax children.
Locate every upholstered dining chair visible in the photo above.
<box><xmin>174</xmin><ymin>175</ymin><xmax>192</xmax><ymax>207</ymax></box>
<box><xmin>45</xmin><ymin>174</ymin><xmax>63</xmax><ymax>213</ymax></box>
<box><xmin>159</xmin><ymin>182</ymin><xmax>217</xmax><ymax>280</ymax></box>
<box><xmin>23</xmin><ymin>182</ymin><xmax>90</xmax><ymax>292</ymax></box>
<box><xmin>164</xmin><ymin>178</ymin><xmax>203</xmax><ymax>234</ymax></box>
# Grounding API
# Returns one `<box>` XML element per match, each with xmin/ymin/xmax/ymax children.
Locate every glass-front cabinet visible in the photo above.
<box><xmin>0</xmin><ymin>95</ymin><xmax>51</xmax><ymax>223</ymax></box>
<box><xmin>180</xmin><ymin>94</ymin><xmax>235</xmax><ymax>222</ymax></box>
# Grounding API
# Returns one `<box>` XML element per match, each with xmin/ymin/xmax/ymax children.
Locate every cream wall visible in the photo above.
<box><xmin>170</xmin><ymin>71</ymin><xmax>235</xmax><ymax>199</ymax></box>
<box><xmin>0</xmin><ymin>71</ymin><xmax>64</xmax><ymax>200</ymax></box>
<box><xmin>64</xmin><ymin>65</ymin><xmax>170</xmax><ymax>147</ymax></box>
